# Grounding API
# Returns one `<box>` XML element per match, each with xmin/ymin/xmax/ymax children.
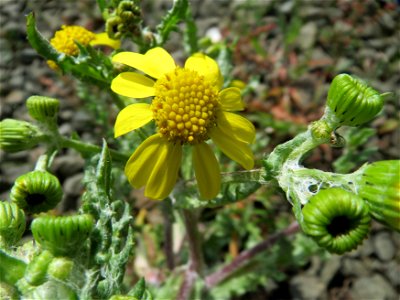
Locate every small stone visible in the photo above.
<box><xmin>342</xmin><ymin>257</ymin><xmax>370</xmax><ymax>277</ymax></box>
<box><xmin>320</xmin><ymin>255</ymin><xmax>341</xmax><ymax>285</ymax></box>
<box><xmin>298</xmin><ymin>22</ymin><xmax>317</xmax><ymax>50</ymax></box>
<box><xmin>19</xmin><ymin>49</ymin><xmax>39</xmax><ymax>64</ymax></box>
<box><xmin>4</xmin><ymin>90</ymin><xmax>25</xmax><ymax>105</ymax></box>
<box><xmin>384</xmin><ymin>261</ymin><xmax>400</xmax><ymax>287</ymax></box>
<box><xmin>373</xmin><ymin>231</ymin><xmax>396</xmax><ymax>261</ymax></box>
<box><xmin>63</xmin><ymin>173</ymin><xmax>84</xmax><ymax>198</ymax></box>
<box><xmin>350</xmin><ymin>274</ymin><xmax>397</xmax><ymax>300</ymax></box>
<box><xmin>290</xmin><ymin>275</ymin><xmax>327</xmax><ymax>300</ymax></box>
<box><xmin>52</xmin><ymin>154</ymin><xmax>85</xmax><ymax>179</ymax></box>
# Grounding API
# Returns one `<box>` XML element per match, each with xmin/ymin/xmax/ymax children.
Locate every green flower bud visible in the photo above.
<box><xmin>10</xmin><ymin>170</ymin><xmax>63</xmax><ymax>214</ymax></box>
<box><xmin>302</xmin><ymin>188</ymin><xmax>371</xmax><ymax>254</ymax></box>
<box><xmin>24</xmin><ymin>250</ymin><xmax>54</xmax><ymax>286</ymax></box>
<box><xmin>310</xmin><ymin>120</ymin><xmax>332</xmax><ymax>140</ymax></box>
<box><xmin>0</xmin><ymin>201</ymin><xmax>26</xmax><ymax>247</ymax></box>
<box><xmin>327</xmin><ymin>74</ymin><xmax>384</xmax><ymax>127</ymax></box>
<box><xmin>356</xmin><ymin>160</ymin><xmax>400</xmax><ymax>232</ymax></box>
<box><xmin>109</xmin><ymin>296</ymin><xmax>136</xmax><ymax>300</ymax></box>
<box><xmin>26</xmin><ymin>95</ymin><xmax>60</xmax><ymax>122</ymax></box>
<box><xmin>31</xmin><ymin>214</ymin><xmax>94</xmax><ymax>257</ymax></box>
<box><xmin>25</xmin><ymin>281</ymin><xmax>78</xmax><ymax>300</ymax></box>
<box><xmin>117</xmin><ymin>0</ymin><xmax>141</xmax><ymax>22</ymax></box>
<box><xmin>47</xmin><ymin>257</ymin><xmax>74</xmax><ymax>281</ymax></box>
<box><xmin>0</xmin><ymin>119</ymin><xmax>45</xmax><ymax>153</ymax></box>
<box><xmin>106</xmin><ymin>16</ymin><xmax>123</xmax><ymax>39</ymax></box>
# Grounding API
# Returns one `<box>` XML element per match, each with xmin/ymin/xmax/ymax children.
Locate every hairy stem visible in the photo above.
<box><xmin>177</xmin><ymin>208</ymin><xmax>204</xmax><ymax>300</ymax></box>
<box><xmin>60</xmin><ymin>137</ymin><xmax>129</xmax><ymax>163</ymax></box>
<box><xmin>181</xmin><ymin>209</ymin><xmax>204</xmax><ymax>274</ymax></box>
<box><xmin>161</xmin><ymin>199</ymin><xmax>175</xmax><ymax>270</ymax></box>
<box><xmin>204</xmin><ymin>221</ymin><xmax>300</xmax><ymax>289</ymax></box>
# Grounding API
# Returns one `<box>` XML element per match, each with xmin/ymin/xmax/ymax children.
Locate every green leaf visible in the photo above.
<box><xmin>175</xmin><ymin>181</ymin><xmax>261</xmax><ymax>209</ymax></box>
<box><xmin>183</xmin><ymin>3</ymin><xmax>198</xmax><ymax>54</ymax></box>
<box><xmin>81</xmin><ymin>146</ymin><xmax>134</xmax><ymax>299</ymax></box>
<box><xmin>0</xmin><ymin>250</ymin><xmax>27</xmax><ymax>285</ymax></box>
<box><xmin>156</xmin><ymin>0</ymin><xmax>189</xmax><ymax>45</ymax></box>
<box><xmin>128</xmin><ymin>278</ymin><xmax>145</xmax><ymax>298</ymax></box>
<box><xmin>96</xmin><ymin>140</ymin><xmax>112</xmax><ymax>195</ymax></box>
<box><xmin>26</xmin><ymin>13</ymin><xmax>59</xmax><ymax>61</ymax></box>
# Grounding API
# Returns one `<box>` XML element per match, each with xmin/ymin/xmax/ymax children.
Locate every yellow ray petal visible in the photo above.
<box><xmin>193</xmin><ymin>142</ymin><xmax>221</xmax><ymax>199</ymax></box>
<box><xmin>112</xmin><ymin>47</ymin><xmax>176</xmax><ymax>79</ymax></box>
<box><xmin>184</xmin><ymin>53</ymin><xmax>223</xmax><ymax>89</ymax></box>
<box><xmin>125</xmin><ymin>134</ymin><xmax>163</xmax><ymax>188</ymax></box>
<box><xmin>145</xmin><ymin>140</ymin><xmax>182</xmax><ymax>200</ymax></box>
<box><xmin>114</xmin><ymin>103</ymin><xmax>153</xmax><ymax>137</ymax></box>
<box><xmin>91</xmin><ymin>32</ymin><xmax>121</xmax><ymax>49</ymax></box>
<box><xmin>210</xmin><ymin>126</ymin><xmax>254</xmax><ymax>170</ymax></box>
<box><xmin>219</xmin><ymin>87</ymin><xmax>245</xmax><ymax>111</ymax></box>
<box><xmin>111</xmin><ymin>72</ymin><xmax>155</xmax><ymax>98</ymax></box>
<box><xmin>216</xmin><ymin>111</ymin><xmax>256</xmax><ymax>143</ymax></box>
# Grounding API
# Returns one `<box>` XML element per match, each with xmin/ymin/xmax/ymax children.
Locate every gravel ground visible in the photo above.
<box><xmin>0</xmin><ymin>0</ymin><xmax>399</xmax><ymax>299</ymax></box>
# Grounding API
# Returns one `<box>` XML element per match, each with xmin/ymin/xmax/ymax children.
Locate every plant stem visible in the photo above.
<box><xmin>59</xmin><ymin>137</ymin><xmax>129</xmax><ymax>163</ymax></box>
<box><xmin>204</xmin><ymin>221</ymin><xmax>300</xmax><ymax>289</ymax></box>
<box><xmin>181</xmin><ymin>209</ymin><xmax>204</xmax><ymax>274</ymax></box>
<box><xmin>177</xmin><ymin>208</ymin><xmax>204</xmax><ymax>300</ymax></box>
<box><xmin>161</xmin><ymin>199</ymin><xmax>175</xmax><ymax>270</ymax></box>
<box><xmin>177</xmin><ymin>269</ymin><xmax>197</xmax><ymax>300</ymax></box>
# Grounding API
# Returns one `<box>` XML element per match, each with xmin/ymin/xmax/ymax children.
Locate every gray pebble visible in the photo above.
<box><xmin>373</xmin><ymin>231</ymin><xmax>396</xmax><ymax>261</ymax></box>
<box><xmin>350</xmin><ymin>273</ymin><xmax>397</xmax><ymax>300</ymax></box>
<box><xmin>290</xmin><ymin>275</ymin><xmax>327</xmax><ymax>300</ymax></box>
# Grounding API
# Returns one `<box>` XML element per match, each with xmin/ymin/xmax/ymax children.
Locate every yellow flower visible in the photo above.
<box><xmin>112</xmin><ymin>47</ymin><xmax>255</xmax><ymax>200</ymax></box>
<box><xmin>48</xmin><ymin>25</ymin><xmax>121</xmax><ymax>69</ymax></box>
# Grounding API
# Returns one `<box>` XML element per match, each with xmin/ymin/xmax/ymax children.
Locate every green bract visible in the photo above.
<box><xmin>302</xmin><ymin>188</ymin><xmax>371</xmax><ymax>254</ymax></box>
<box><xmin>356</xmin><ymin>160</ymin><xmax>400</xmax><ymax>232</ymax></box>
<box><xmin>0</xmin><ymin>201</ymin><xmax>26</xmax><ymax>247</ymax></box>
<box><xmin>10</xmin><ymin>170</ymin><xmax>63</xmax><ymax>214</ymax></box>
<box><xmin>24</xmin><ymin>250</ymin><xmax>54</xmax><ymax>286</ymax></box>
<box><xmin>0</xmin><ymin>119</ymin><xmax>45</xmax><ymax>153</ymax></box>
<box><xmin>310</xmin><ymin>120</ymin><xmax>332</xmax><ymax>140</ymax></box>
<box><xmin>327</xmin><ymin>74</ymin><xmax>383</xmax><ymax>127</ymax></box>
<box><xmin>31</xmin><ymin>214</ymin><xmax>94</xmax><ymax>257</ymax></box>
<box><xmin>47</xmin><ymin>257</ymin><xmax>74</xmax><ymax>281</ymax></box>
<box><xmin>25</xmin><ymin>280</ymin><xmax>78</xmax><ymax>300</ymax></box>
<box><xmin>26</xmin><ymin>95</ymin><xmax>60</xmax><ymax>122</ymax></box>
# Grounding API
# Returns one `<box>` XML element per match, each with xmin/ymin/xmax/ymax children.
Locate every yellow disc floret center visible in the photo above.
<box><xmin>151</xmin><ymin>68</ymin><xmax>219</xmax><ymax>144</ymax></box>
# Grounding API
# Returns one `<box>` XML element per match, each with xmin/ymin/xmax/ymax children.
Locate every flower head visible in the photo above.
<box><xmin>302</xmin><ymin>188</ymin><xmax>371</xmax><ymax>254</ymax></box>
<box><xmin>10</xmin><ymin>170</ymin><xmax>63</xmax><ymax>214</ymax></box>
<box><xmin>48</xmin><ymin>25</ymin><xmax>120</xmax><ymax>69</ymax></box>
<box><xmin>112</xmin><ymin>47</ymin><xmax>255</xmax><ymax>200</ymax></box>
<box><xmin>0</xmin><ymin>201</ymin><xmax>26</xmax><ymax>247</ymax></box>
<box><xmin>326</xmin><ymin>74</ymin><xmax>384</xmax><ymax>127</ymax></box>
<box><xmin>356</xmin><ymin>160</ymin><xmax>400</xmax><ymax>232</ymax></box>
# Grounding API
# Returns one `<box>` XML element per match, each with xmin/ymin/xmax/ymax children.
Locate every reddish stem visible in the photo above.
<box><xmin>204</xmin><ymin>221</ymin><xmax>300</xmax><ymax>289</ymax></box>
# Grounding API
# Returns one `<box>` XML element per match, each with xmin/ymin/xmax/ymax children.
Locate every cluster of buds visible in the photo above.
<box><xmin>106</xmin><ymin>0</ymin><xmax>142</xmax><ymax>39</ymax></box>
<box><xmin>286</xmin><ymin>74</ymin><xmax>397</xmax><ymax>254</ymax></box>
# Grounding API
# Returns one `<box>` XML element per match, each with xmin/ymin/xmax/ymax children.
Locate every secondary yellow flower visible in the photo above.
<box><xmin>48</xmin><ymin>25</ymin><xmax>120</xmax><ymax>69</ymax></box>
<box><xmin>112</xmin><ymin>47</ymin><xmax>255</xmax><ymax>200</ymax></box>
